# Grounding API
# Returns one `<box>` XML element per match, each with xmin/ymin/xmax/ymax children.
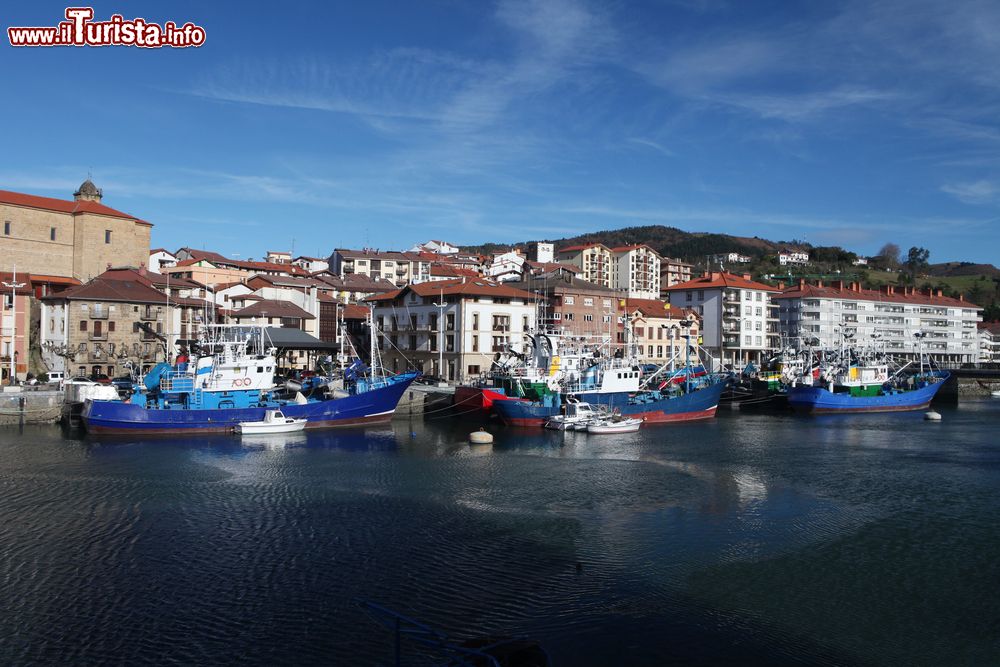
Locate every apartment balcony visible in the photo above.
<box><xmin>89</xmin><ymin>308</ymin><xmax>109</xmax><ymax>320</ymax></box>
<box><xmin>88</xmin><ymin>352</ymin><xmax>107</xmax><ymax>362</ymax></box>
<box><xmin>722</xmin><ymin>309</ymin><xmax>740</xmax><ymax>319</ymax></box>
<box><xmin>88</xmin><ymin>331</ymin><xmax>108</xmax><ymax>341</ymax></box>
<box><xmin>723</xmin><ymin>292</ymin><xmax>740</xmax><ymax>304</ymax></box>
<box><xmin>140</xmin><ymin>309</ymin><xmax>160</xmax><ymax>322</ymax></box>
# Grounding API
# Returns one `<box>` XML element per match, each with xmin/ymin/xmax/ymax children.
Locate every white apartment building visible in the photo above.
<box><xmin>775</xmin><ymin>281</ymin><xmax>982</xmax><ymax>364</ymax></box>
<box><xmin>367</xmin><ymin>278</ymin><xmax>536</xmax><ymax>381</ymax></box>
<box><xmin>611</xmin><ymin>245</ymin><xmax>662</xmax><ymax>299</ymax></box>
<box><xmin>979</xmin><ymin>322</ymin><xmax>1000</xmax><ymax>363</ymax></box>
<box><xmin>664</xmin><ymin>272</ymin><xmax>780</xmax><ymax>369</ymax></box>
<box><xmin>292</xmin><ymin>256</ymin><xmax>329</xmax><ymax>273</ymax></box>
<box><xmin>725</xmin><ymin>252</ymin><xmax>752</xmax><ymax>264</ymax></box>
<box><xmin>484</xmin><ymin>250</ymin><xmax>526</xmax><ymax>282</ymax></box>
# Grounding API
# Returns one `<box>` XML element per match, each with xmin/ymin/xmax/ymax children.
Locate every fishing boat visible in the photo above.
<box><xmin>82</xmin><ymin>323</ymin><xmax>417</xmax><ymax>435</ymax></box>
<box><xmin>494</xmin><ymin>319</ymin><xmax>728</xmax><ymax>427</ymax></box>
<box><xmin>586</xmin><ymin>416</ymin><xmax>643</xmax><ymax>434</ymax></box>
<box><xmin>786</xmin><ymin>346</ymin><xmax>949</xmax><ymax>414</ymax></box>
<box><xmin>235</xmin><ymin>409</ymin><xmax>306</xmax><ymax>435</ymax></box>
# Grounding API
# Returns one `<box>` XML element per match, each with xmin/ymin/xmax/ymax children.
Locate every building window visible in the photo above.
<box><xmin>472</xmin><ymin>335</ymin><xmax>479</xmax><ymax>352</ymax></box>
<box><xmin>686</xmin><ymin>291</ymin><xmax>692</xmax><ymax>302</ymax></box>
<box><xmin>468</xmin><ymin>365</ymin><xmax>480</xmax><ymax>376</ymax></box>
<box><xmin>472</xmin><ymin>313</ymin><xmax>479</xmax><ymax>330</ymax></box>
<box><xmin>105</xmin><ymin>230</ymin><xmax>112</xmax><ymax>244</ymax></box>
<box><xmin>109</xmin><ymin>321</ymin><xmax>116</xmax><ymax>332</ymax></box>
<box><xmin>564</xmin><ymin>296</ymin><xmax>575</xmax><ymax>305</ymax></box>
<box><xmin>79</xmin><ymin>320</ymin><xmax>88</xmax><ymax>332</ymax></box>
<box><xmin>50</xmin><ymin>227</ymin><xmax>56</xmax><ymax>241</ymax></box>
<box><xmin>3</xmin><ymin>221</ymin><xmax>10</xmax><ymax>235</ymax></box>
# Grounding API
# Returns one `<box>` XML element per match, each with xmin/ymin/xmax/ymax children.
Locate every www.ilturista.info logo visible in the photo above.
<box><xmin>7</xmin><ymin>7</ymin><xmax>206</xmax><ymax>48</ymax></box>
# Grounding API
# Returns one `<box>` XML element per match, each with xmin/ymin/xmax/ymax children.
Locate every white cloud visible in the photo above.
<box><xmin>941</xmin><ymin>180</ymin><xmax>1000</xmax><ymax>204</ymax></box>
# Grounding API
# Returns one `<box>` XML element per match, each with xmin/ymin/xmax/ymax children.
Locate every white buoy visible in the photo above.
<box><xmin>469</xmin><ymin>428</ymin><xmax>494</xmax><ymax>444</ymax></box>
<box><xmin>924</xmin><ymin>411</ymin><xmax>942</xmax><ymax>421</ymax></box>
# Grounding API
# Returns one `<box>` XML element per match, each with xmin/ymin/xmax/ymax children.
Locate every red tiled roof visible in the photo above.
<box><xmin>41</xmin><ymin>277</ymin><xmax>174</xmax><ymax>304</ymax></box>
<box><xmin>366</xmin><ymin>278</ymin><xmax>537</xmax><ymax>303</ymax></box>
<box><xmin>979</xmin><ymin>321</ymin><xmax>1000</xmax><ymax>335</ymax></box>
<box><xmin>663</xmin><ymin>272</ymin><xmax>779</xmax><ymax>292</ymax></box>
<box><xmin>610</xmin><ymin>244</ymin><xmax>658</xmax><ymax>255</ymax></box>
<box><xmin>0</xmin><ymin>272</ymin><xmax>34</xmax><ymax>295</ymax></box>
<box><xmin>774</xmin><ymin>283</ymin><xmax>980</xmax><ymax>309</ymax></box>
<box><xmin>232</xmin><ymin>299</ymin><xmax>315</xmax><ymax>320</ymax></box>
<box><xmin>341</xmin><ymin>304</ymin><xmax>371</xmax><ymax>320</ymax></box>
<box><xmin>30</xmin><ymin>274</ymin><xmax>81</xmax><ymax>286</ymax></box>
<box><xmin>430</xmin><ymin>263</ymin><xmax>480</xmax><ymax>277</ymax></box>
<box><xmin>625</xmin><ymin>298</ymin><xmax>695</xmax><ymax>319</ymax></box>
<box><xmin>0</xmin><ymin>189</ymin><xmax>151</xmax><ymax>225</ymax></box>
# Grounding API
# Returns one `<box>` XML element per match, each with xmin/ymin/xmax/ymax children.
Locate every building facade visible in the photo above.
<box><xmin>624</xmin><ymin>298</ymin><xmax>701</xmax><ymax>366</ymax></box>
<box><xmin>331</xmin><ymin>249</ymin><xmax>432</xmax><ymax>286</ymax></box>
<box><xmin>611</xmin><ymin>245</ymin><xmax>661</xmax><ymax>299</ymax></box>
<box><xmin>556</xmin><ymin>243</ymin><xmax>613</xmax><ymax>288</ymax></box>
<box><xmin>367</xmin><ymin>279</ymin><xmax>536</xmax><ymax>381</ymax></box>
<box><xmin>0</xmin><ymin>181</ymin><xmax>152</xmax><ymax>281</ymax></box>
<box><xmin>979</xmin><ymin>322</ymin><xmax>1000</xmax><ymax>363</ymax></box>
<box><xmin>660</xmin><ymin>257</ymin><xmax>694</xmax><ymax>289</ymax></box>
<box><xmin>775</xmin><ymin>281</ymin><xmax>982</xmax><ymax>364</ymax></box>
<box><xmin>664</xmin><ymin>272</ymin><xmax>780</xmax><ymax>369</ymax></box>
<box><xmin>513</xmin><ymin>273</ymin><xmax>620</xmax><ymax>340</ymax></box>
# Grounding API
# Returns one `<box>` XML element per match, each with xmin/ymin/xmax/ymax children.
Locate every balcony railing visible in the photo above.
<box><xmin>88</xmin><ymin>332</ymin><xmax>108</xmax><ymax>341</ymax></box>
<box><xmin>89</xmin><ymin>308</ymin><xmax>109</xmax><ymax>320</ymax></box>
<box><xmin>140</xmin><ymin>309</ymin><xmax>159</xmax><ymax>321</ymax></box>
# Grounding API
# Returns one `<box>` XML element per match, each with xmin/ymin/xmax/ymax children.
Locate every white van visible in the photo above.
<box><xmin>46</xmin><ymin>371</ymin><xmax>65</xmax><ymax>387</ymax></box>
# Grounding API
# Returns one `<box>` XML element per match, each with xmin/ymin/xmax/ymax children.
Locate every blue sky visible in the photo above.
<box><xmin>2</xmin><ymin>0</ymin><xmax>999</xmax><ymax>263</ymax></box>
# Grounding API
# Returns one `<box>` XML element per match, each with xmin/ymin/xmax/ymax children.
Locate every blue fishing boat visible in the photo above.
<box><xmin>787</xmin><ymin>370</ymin><xmax>949</xmax><ymax>413</ymax></box>
<box><xmin>82</xmin><ymin>324</ymin><xmax>417</xmax><ymax>435</ymax></box>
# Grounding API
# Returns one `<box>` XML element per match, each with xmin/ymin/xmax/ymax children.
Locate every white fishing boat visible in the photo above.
<box><xmin>544</xmin><ymin>399</ymin><xmax>605</xmax><ymax>431</ymax></box>
<box><xmin>586</xmin><ymin>416</ymin><xmax>643</xmax><ymax>434</ymax></box>
<box><xmin>235</xmin><ymin>409</ymin><xmax>307</xmax><ymax>435</ymax></box>
<box><xmin>992</xmin><ymin>390</ymin><xmax>1000</xmax><ymax>398</ymax></box>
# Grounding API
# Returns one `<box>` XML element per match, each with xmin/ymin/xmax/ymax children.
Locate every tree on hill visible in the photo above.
<box><xmin>874</xmin><ymin>243</ymin><xmax>901</xmax><ymax>270</ymax></box>
<box><xmin>905</xmin><ymin>247</ymin><xmax>930</xmax><ymax>283</ymax></box>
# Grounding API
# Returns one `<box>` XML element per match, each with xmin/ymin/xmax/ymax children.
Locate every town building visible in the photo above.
<box><xmin>408</xmin><ymin>240</ymin><xmax>460</xmax><ymax>255</ymax></box>
<box><xmin>660</xmin><ymin>257</ymin><xmax>694</xmax><ymax>289</ymax></box>
<box><xmin>664</xmin><ymin>272</ymin><xmax>781</xmax><ymax>369</ymax></box>
<box><xmin>623</xmin><ymin>298</ymin><xmax>701</xmax><ymax>366</ymax></box>
<box><xmin>512</xmin><ymin>273</ymin><xmax>620</xmax><ymax>340</ymax></box>
<box><xmin>0</xmin><ymin>181</ymin><xmax>152</xmax><ymax>281</ymax></box>
<box><xmin>611</xmin><ymin>244</ymin><xmax>662</xmax><ymax>299</ymax></box>
<box><xmin>531</xmin><ymin>242</ymin><xmax>554</xmax><ymax>264</ymax></box>
<box><xmin>292</xmin><ymin>256</ymin><xmax>329</xmax><ymax>273</ymax></box>
<box><xmin>1</xmin><ymin>271</ymin><xmax>33</xmax><ymax>384</ymax></box>
<box><xmin>311</xmin><ymin>272</ymin><xmax>400</xmax><ymax>303</ymax></box>
<box><xmin>778</xmin><ymin>250</ymin><xmax>810</xmax><ymax>266</ymax></box>
<box><xmin>265</xmin><ymin>250</ymin><xmax>291</xmax><ymax>264</ymax></box>
<box><xmin>148</xmin><ymin>248</ymin><xmax>177</xmax><ymax>273</ymax></box>
<box><xmin>330</xmin><ymin>249</ymin><xmax>432</xmax><ymax>286</ymax></box>
<box><xmin>367</xmin><ymin>278</ymin><xmax>536</xmax><ymax>381</ymax></box>
<box><xmin>852</xmin><ymin>257</ymin><xmax>869</xmax><ymax>267</ymax></box>
<box><xmin>39</xmin><ymin>274</ymin><xmax>206</xmax><ymax>377</ymax></box>
<box><xmin>484</xmin><ymin>249</ymin><xmax>526</xmax><ymax>282</ymax></box>
<box><xmin>556</xmin><ymin>243</ymin><xmax>613</xmax><ymax>288</ymax></box>
<box><xmin>774</xmin><ymin>281</ymin><xmax>983</xmax><ymax>365</ymax></box>
<box><xmin>725</xmin><ymin>252</ymin><xmax>752</xmax><ymax>264</ymax></box>
<box><xmin>979</xmin><ymin>322</ymin><xmax>1000</xmax><ymax>363</ymax></box>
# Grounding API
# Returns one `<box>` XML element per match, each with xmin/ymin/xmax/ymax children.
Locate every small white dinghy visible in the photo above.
<box><xmin>235</xmin><ymin>409</ymin><xmax>307</xmax><ymax>435</ymax></box>
<box><xmin>992</xmin><ymin>390</ymin><xmax>1000</xmax><ymax>399</ymax></box>
<box><xmin>586</xmin><ymin>417</ymin><xmax>643</xmax><ymax>434</ymax></box>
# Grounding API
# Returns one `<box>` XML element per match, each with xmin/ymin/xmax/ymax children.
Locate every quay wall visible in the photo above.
<box><xmin>0</xmin><ymin>388</ymin><xmax>62</xmax><ymax>426</ymax></box>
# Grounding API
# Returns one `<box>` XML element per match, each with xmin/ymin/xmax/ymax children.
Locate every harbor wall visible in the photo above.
<box><xmin>0</xmin><ymin>388</ymin><xmax>62</xmax><ymax>426</ymax></box>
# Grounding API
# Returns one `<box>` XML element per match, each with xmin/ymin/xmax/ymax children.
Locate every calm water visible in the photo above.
<box><xmin>2</xmin><ymin>402</ymin><xmax>1000</xmax><ymax>666</ymax></box>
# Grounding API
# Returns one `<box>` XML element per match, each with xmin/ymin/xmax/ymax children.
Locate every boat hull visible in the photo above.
<box><xmin>452</xmin><ymin>386</ymin><xmax>513</xmax><ymax>413</ymax></box>
<box><xmin>787</xmin><ymin>373</ymin><xmax>948</xmax><ymax>414</ymax></box>
<box><xmin>494</xmin><ymin>381</ymin><xmax>726</xmax><ymax>427</ymax></box>
<box><xmin>82</xmin><ymin>375</ymin><xmax>417</xmax><ymax>435</ymax></box>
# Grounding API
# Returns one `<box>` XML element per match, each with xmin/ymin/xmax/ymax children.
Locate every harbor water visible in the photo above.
<box><xmin>2</xmin><ymin>401</ymin><xmax>999</xmax><ymax>665</ymax></box>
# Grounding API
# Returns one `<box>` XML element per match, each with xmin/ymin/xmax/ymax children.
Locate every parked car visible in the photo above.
<box><xmin>89</xmin><ymin>373</ymin><xmax>113</xmax><ymax>385</ymax></box>
<box><xmin>415</xmin><ymin>374</ymin><xmax>445</xmax><ymax>385</ymax></box>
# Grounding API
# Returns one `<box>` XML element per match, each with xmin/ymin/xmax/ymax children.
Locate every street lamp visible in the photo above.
<box><xmin>3</xmin><ymin>266</ymin><xmax>26</xmax><ymax>385</ymax></box>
